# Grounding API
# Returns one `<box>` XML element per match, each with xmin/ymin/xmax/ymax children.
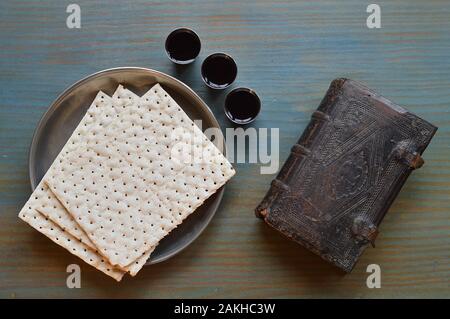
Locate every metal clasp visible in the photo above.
<box><xmin>393</xmin><ymin>141</ymin><xmax>424</xmax><ymax>170</ymax></box>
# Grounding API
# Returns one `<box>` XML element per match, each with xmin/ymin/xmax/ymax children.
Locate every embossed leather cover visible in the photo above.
<box><xmin>255</xmin><ymin>78</ymin><xmax>437</xmax><ymax>272</ymax></box>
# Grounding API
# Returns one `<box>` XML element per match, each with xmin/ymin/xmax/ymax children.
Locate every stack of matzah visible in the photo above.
<box><xmin>19</xmin><ymin>84</ymin><xmax>235</xmax><ymax>281</ymax></box>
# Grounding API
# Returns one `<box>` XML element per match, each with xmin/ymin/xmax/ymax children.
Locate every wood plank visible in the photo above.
<box><xmin>0</xmin><ymin>0</ymin><xmax>449</xmax><ymax>298</ymax></box>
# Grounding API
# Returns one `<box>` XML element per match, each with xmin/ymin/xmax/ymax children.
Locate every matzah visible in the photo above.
<box><xmin>37</xmin><ymin>184</ymin><xmax>96</xmax><ymax>250</ymax></box>
<box><xmin>36</xmin><ymin>87</ymin><xmax>157</xmax><ymax>274</ymax></box>
<box><xmin>19</xmin><ymin>182</ymin><xmax>125</xmax><ymax>281</ymax></box>
<box><xmin>45</xmin><ymin>84</ymin><xmax>235</xmax><ymax>268</ymax></box>
<box><xmin>19</xmin><ymin>83</ymin><xmax>234</xmax><ymax>279</ymax></box>
<box><xmin>19</xmin><ymin>88</ymin><xmax>151</xmax><ymax>279</ymax></box>
<box><xmin>38</xmin><ymin>187</ymin><xmax>153</xmax><ymax>276</ymax></box>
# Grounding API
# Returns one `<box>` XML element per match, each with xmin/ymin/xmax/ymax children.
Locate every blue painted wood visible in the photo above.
<box><xmin>0</xmin><ymin>0</ymin><xmax>449</xmax><ymax>298</ymax></box>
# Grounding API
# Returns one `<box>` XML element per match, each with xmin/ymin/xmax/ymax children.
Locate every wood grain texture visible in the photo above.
<box><xmin>0</xmin><ymin>0</ymin><xmax>449</xmax><ymax>298</ymax></box>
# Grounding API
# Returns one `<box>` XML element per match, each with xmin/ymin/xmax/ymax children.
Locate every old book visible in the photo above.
<box><xmin>255</xmin><ymin>78</ymin><xmax>437</xmax><ymax>272</ymax></box>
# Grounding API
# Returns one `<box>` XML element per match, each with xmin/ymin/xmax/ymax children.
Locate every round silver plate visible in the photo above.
<box><xmin>28</xmin><ymin>67</ymin><xmax>226</xmax><ymax>265</ymax></box>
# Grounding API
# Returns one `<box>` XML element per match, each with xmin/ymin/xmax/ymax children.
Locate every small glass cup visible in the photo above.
<box><xmin>224</xmin><ymin>87</ymin><xmax>261</xmax><ymax>124</ymax></box>
<box><xmin>165</xmin><ymin>28</ymin><xmax>201</xmax><ymax>64</ymax></box>
<box><xmin>201</xmin><ymin>53</ymin><xmax>237</xmax><ymax>89</ymax></box>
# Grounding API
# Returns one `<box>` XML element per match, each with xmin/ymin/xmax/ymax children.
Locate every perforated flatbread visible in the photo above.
<box><xmin>36</xmin><ymin>87</ymin><xmax>156</xmax><ymax>274</ymax></box>
<box><xmin>18</xmin><ymin>88</ymin><xmax>148</xmax><ymax>279</ymax></box>
<box><xmin>45</xmin><ymin>84</ymin><xmax>235</xmax><ymax>268</ymax></box>
<box><xmin>37</xmin><ymin>184</ymin><xmax>96</xmax><ymax>250</ymax></box>
<box><xmin>19</xmin><ymin>182</ymin><xmax>125</xmax><ymax>281</ymax></box>
<box><xmin>38</xmin><ymin>186</ymin><xmax>153</xmax><ymax>276</ymax></box>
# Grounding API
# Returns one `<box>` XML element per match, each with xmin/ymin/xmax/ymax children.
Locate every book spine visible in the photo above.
<box><xmin>255</xmin><ymin>78</ymin><xmax>346</xmax><ymax>219</ymax></box>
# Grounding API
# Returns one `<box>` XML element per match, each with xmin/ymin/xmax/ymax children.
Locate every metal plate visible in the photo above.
<box><xmin>28</xmin><ymin>67</ymin><xmax>226</xmax><ymax>265</ymax></box>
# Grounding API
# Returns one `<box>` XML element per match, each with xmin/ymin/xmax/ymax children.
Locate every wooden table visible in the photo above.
<box><xmin>0</xmin><ymin>0</ymin><xmax>449</xmax><ymax>298</ymax></box>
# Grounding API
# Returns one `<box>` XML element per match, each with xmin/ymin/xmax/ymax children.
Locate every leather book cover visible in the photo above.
<box><xmin>255</xmin><ymin>78</ymin><xmax>438</xmax><ymax>272</ymax></box>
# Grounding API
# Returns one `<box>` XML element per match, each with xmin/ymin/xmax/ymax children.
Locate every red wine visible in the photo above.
<box><xmin>165</xmin><ymin>28</ymin><xmax>201</xmax><ymax>64</ymax></box>
<box><xmin>224</xmin><ymin>88</ymin><xmax>261</xmax><ymax>124</ymax></box>
<box><xmin>201</xmin><ymin>53</ymin><xmax>237</xmax><ymax>89</ymax></box>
